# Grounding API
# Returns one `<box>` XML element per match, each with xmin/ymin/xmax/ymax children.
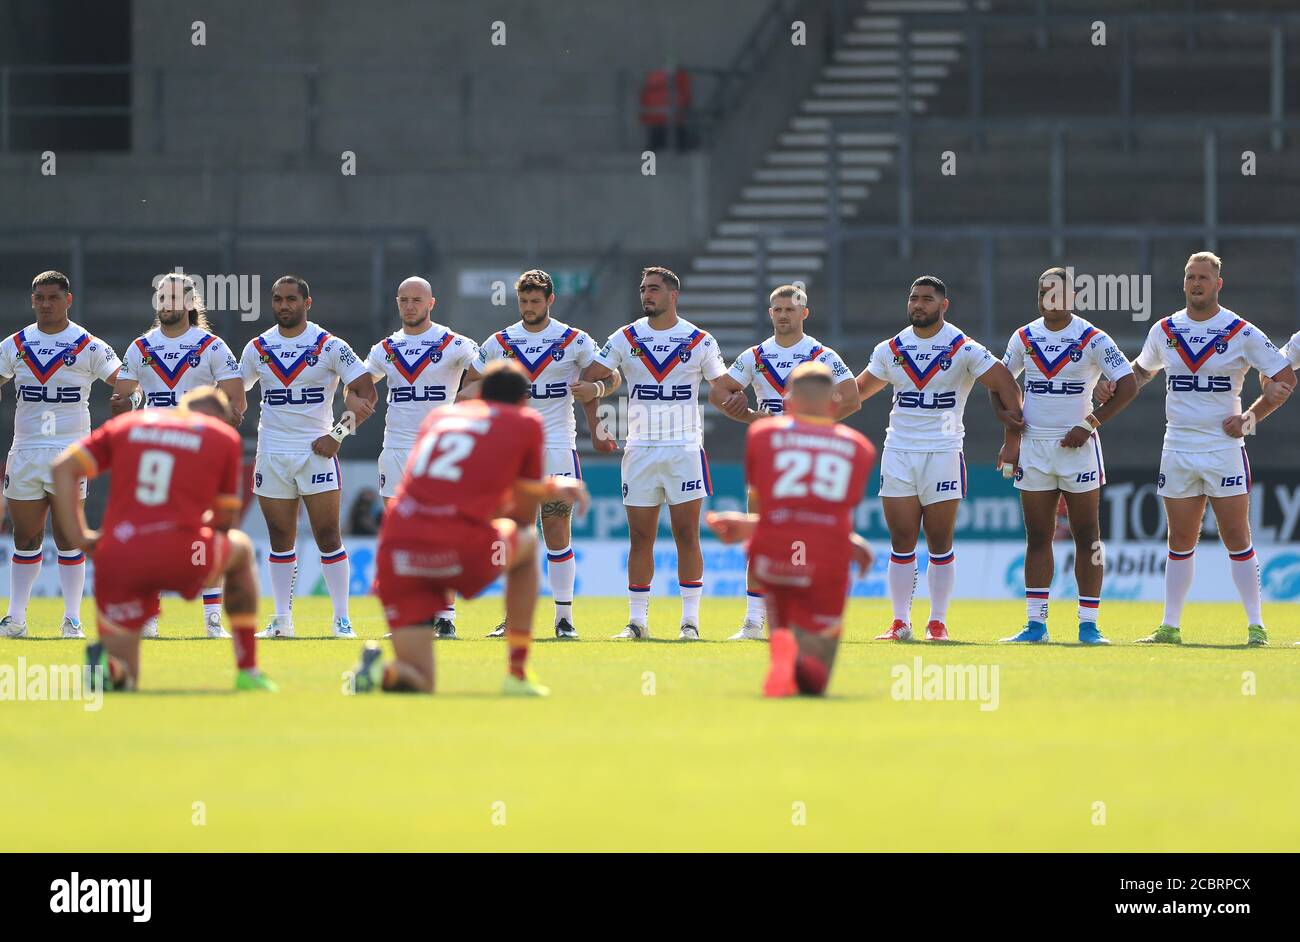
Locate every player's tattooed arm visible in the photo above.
<box><xmin>571</xmin><ymin>363</ymin><xmax>620</xmax><ymax>403</ymax></box>
<box><xmin>109</xmin><ymin>376</ymin><xmax>138</xmax><ymax>416</ymax></box>
<box><xmin>854</xmin><ymin>368</ymin><xmax>888</xmax><ymax>402</ymax></box>
<box><xmin>708</xmin><ymin>374</ymin><xmax>757</xmax><ymax>423</ymax></box>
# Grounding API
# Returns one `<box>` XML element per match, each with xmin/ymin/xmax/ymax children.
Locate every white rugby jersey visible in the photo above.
<box><xmin>1280</xmin><ymin>329</ymin><xmax>1300</xmax><ymax>368</ymax></box>
<box><xmin>240</xmin><ymin>321</ymin><xmax>368</xmax><ymax>453</ymax></box>
<box><xmin>1136</xmin><ymin>307</ymin><xmax>1288</xmax><ymax>452</ymax></box>
<box><xmin>865</xmin><ymin>321</ymin><xmax>997</xmax><ymax>452</ymax></box>
<box><xmin>594</xmin><ymin>315</ymin><xmax>727</xmax><ymax>447</ymax></box>
<box><xmin>0</xmin><ymin>322</ymin><xmax>120</xmax><ymax>451</ymax></box>
<box><xmin>476</xmin><ymin>318</ymin><xmax>596</xmax><ymax>448</ymax></box>
<box><xmin>118</xmin><ymin>325</ymin><xmax>241</xmax><ymax>409</ymax></box>
<box><xmin>365</xmin><ymin>323</ymin><xmax>478</xmax><ymax>450</ymax></box>
<box><xmin>1002</xmin><ymin>315</ymin><xmax>1132</xmax><ymax>440</ymax></box>
<box><xmin>726</xmin><ymin>334</ymin><xmax>851</xmax><ymax>414</ymax></box>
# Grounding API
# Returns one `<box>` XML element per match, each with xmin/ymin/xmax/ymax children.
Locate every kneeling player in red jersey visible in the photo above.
<box><xmin>49</xmin><ymin>386</ymin><xmax>275</xmax><ymax>692</ymax></box>
<box><xmin>354</xmin><ymin>360</ymin><xmax>588</xmax><ymax>697</ymax></box>
<box><xmin>708</xmin><ymin>363</ymin><xmax>876</xmax><ymax>696</ymax></box>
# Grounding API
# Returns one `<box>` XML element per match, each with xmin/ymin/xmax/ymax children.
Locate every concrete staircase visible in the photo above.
<box><xmin>680</xmin><ymin>0</ymin><xmax>982</xmax><ymax>349</ymax></box>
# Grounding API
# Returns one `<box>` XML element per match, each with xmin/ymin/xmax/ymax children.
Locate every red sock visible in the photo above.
<box><xmin>507</xmin><ymin>631</ymin><xmax>528</xmax><ymax>680</ymax></box>
<box><xmin>231</xmin><ymin>620</ymin><xmax>257</xmax><ymax>670</ymax></box>
<box><xmin>795</xmin><ymin>654</ymin><xmax>830</xmax><ymax>696</ymax></box>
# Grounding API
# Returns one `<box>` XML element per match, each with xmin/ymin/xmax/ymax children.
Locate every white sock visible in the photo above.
<box><xmin>628</xmin><ymin>583</ymin><xmax>650</xmax><ymax>627</ymax></box>
<box><xmin>887</xmin><ymin>548</ymin><xmax>917</xmax><ymax>624</ymax></box>
<box><xmin>1077</xmin><ymin>596</ymin><xmax>1100</xmax><ymax>625</ymax></box>
<box><xmin>7</xmin><ymin>548</ymin><xmax>42</xmax><ymax>623</ymax></box>
<box><xmin>1026</xmin><ymin>588</ymin><xmax>1049</xmax><ymax>623</ymax></box>
<box><xmin>320</xmin><ymin>547</ymin><xmax>350</xmax><ymax>620</ymax></box>
<box><xmin>926</xmin><ymin>548</ymin><xmax>955</xmax><ymax>623</ymax></box>
<box><xmin>680</xmin><ymin>580</ymin><xmax>702</xmax><ymax>625</ymax></box>
<box><xmin>202</xmin><ymin>588</ymin><xmax>223</xmax><ymax>622</ymax></box>
<box><xmin>267</xmin><ymin>548</ymin><xmax>297</xmax><ymax>619</ymax></box>
<box><xmin>436</xmin><ymin>603</ymin><xmax>455</xmax><ymax>623</ymax></box>
<box><xmin>57</xmin><ymin>549</ymin><xmax>86</xmax><ymax>622</ymax></box>
<box><xmin>744</xmin><ymin>590</ymin><xmax>766</xmax><ymax>627</ymax></box>
<box><xmin>1163</xmin><ymin>548</ymin><xmax>1195</xmax><ymax>628</ymax></box>
<box><xmin>1227</xmin><ymin>545</ymin><xmax>1263</xmax><ymax>626</ymax></box>
<box><xmin>547</xmin><ymin>545</ymin><xmax>576</xmax><ymax>624</ymax></box>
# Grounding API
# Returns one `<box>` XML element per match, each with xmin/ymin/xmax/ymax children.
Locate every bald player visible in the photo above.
<box><xmin>707</xmin><ymin>363</ymin><xmax>876</xmax><ymax>696</ymax></box>
<box><xmin>364</xmin><ymin>276</ymin><xmax>479</xmax><ymax>638</ymax></box>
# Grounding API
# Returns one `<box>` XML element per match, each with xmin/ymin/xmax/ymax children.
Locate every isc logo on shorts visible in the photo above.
<box><xmin>1222</xmin><ymin>475</ymin><xmax>1244</xmax><ymax>487</ymax></box>
<box><xmin>682</xmin><ymin>480</ymin><xmax>703</xmax><ymax>492</ymax></box>
<box><xmin>936</xmin><ymin>480</ymin><xmax>959</xmax><ymax>492</ymax></box>
<box><xmin>311</xmin><ymin>472</ymin><xmax>335</xmax><ymax>484</ymax></box>
<box><xmin>1076</xmin><ymin>471</ymin><xmax>1097</xmax><ymax>483</ymax></box>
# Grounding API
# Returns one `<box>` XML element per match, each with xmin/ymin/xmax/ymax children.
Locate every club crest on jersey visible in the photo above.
<box><xmin>938</xmin><ymin>357</ymin><xmax>952</xmax><ymax>370</ymax></box>
<box><xmin>428</xmin><ymin>350</ymin><xmax>443</xmax><ymax>364</ymax></box>
<box><xmin>305</xmin><ymin>354</ymin><xmax>319</xmax><ymax>367</ymax></box>
<box><xmin>187</xmin><ymin>353</ymin><xmax>202</xmax><ymax>367</ymax></box>
<box><xmin>61</xmin><ymin>353</ymin><xmax>77</xmax><ymax>366</ymax></box>
<box><xmin>551</xmin><ymin>347</ymin><xmax>565</xmax><ymax>362</ymax></box>
<box><xmin>678</xmin><ymin>349</ymin><xmax>692</xmax><ymax>363</ymax></box>
<box><xmin>1069</xmin><ymin>347</ymin><xmax>1084</xmax><ymax>362</ymax></box>
<box><xmin>1214</xmin><ymin>339</ymin><xmax>1229</xmax><ymax>354</ymax></box>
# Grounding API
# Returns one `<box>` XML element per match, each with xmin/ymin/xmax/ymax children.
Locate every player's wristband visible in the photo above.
<box><xmin>593</xmin><ymin>381</ymin><xmax>606</xmax><ymax>399</ymax></box>
<box><xmin>328</xmin><ymin>421</ymin><xmax>352</xmax><ymax>444</ymax></box>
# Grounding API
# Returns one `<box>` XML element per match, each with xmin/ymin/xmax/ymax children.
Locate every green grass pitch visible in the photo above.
<box><xmin>2</xmin><ymin>595</ymin><xmax>1298</xmax><ymax>851</ymax></box>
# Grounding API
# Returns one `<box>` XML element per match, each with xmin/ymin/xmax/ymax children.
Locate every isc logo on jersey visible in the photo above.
<box><xmin>390</xmin><ymin>385</ymin><xmax>447</xmax><ymax>403</ymax></box>
<box><xmin>264</xmin><ymin>387</ymin><xmax>327</xmax><ymax>405</ymax></box>
<box><xmin>894</xmin><ymin>390</ymin><xmax>956</xmax><ymax>409</ymax></box>
<box><xmin>1168</xmin><ymin>375</ymin><xmax>1231</xmax><ymax>392</ymax></box>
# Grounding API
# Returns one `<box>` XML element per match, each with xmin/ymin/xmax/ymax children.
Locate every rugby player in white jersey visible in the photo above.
<box><xmin>463</xmin><ymin>269</ymin><xmax>611</xmax><ymax>640</ymax></box>
<box><xmin>1113</xmin><ymin>253</ymin><xmax>1294</xmax><ymax>646</ymax></box>
<box><xmin>364</xmin><ymin>275</ymin><xmax>478</xmax><ymax>639</ymax></box>
<box><xmin>239</xmin><ymin>275</ymin><xmax>379</xmax><ymax>639</ymax></box>
<box><xmin>993</xmin><ymin>268</ymin><xmax>1138</xmax><ymax>645</ymax></box>
<box><xmin>708</xmin><ymin>283</ymin><xmax>861</xmax><ymax>640</ymax></box>
<box><xmin>1269</xmin><ymin>322</ymin><xmax>1300</xmax><ymax>645</ymax></box>
<box><xmin>856</xmin><ymin>275</ymin><xmax>1023</xmax><ymax>642</ymax></box>
<box><xmin>578</xmin><ymin>266</ymin><xmax>729</xmax><ymax>640</ymax></box>
<box><xmin>0</xmin><ymin>271</ymin><xmax>121</xmax><ymax>639</ymax></box>
<box><xmin>111</xmin><ymin>272</ymin><xmax>247</xmax><ymax>640</ymax></box>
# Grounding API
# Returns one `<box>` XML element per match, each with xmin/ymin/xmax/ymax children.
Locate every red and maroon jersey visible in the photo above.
<box><xmin>389</xmin><ymin>399</ymin><xmax>544</xmax><ymax>529</ymax></box>
<box><xmin>745</xmin><ymin>415</ymin><xmax>876</xmax><ymax>550</ymax></box>
<box><xmin>72</xmin><ymin>409</ymin><xmax>242</xmax><ymax>534</ymax></box>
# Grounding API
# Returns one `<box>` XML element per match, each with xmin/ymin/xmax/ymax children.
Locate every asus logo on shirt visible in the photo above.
<box><xmin>759</xmin><ymin>398</ymin><xmax>785</xmax><ymax>413</ymax></box>
<box><xmin>389</xmin><ymin>386</ymin><xmax>447</xmax><ymax>403</ymax></box>
<box><xmin>1167</xmin><ymin>375</ymin><xmax>1231</xmax><ymax>392</ymax></box>
<box><xmin>263</xmin><ymin>387</ymin><xmax>326</xmax><ymax>405</ymax></box>
<box><xmin>145</xmin><ymin>391</ymin><xmax>179</xmax><ymax>407</ymax></box>
<box><xmin>18</xmin><ymin>386</ymin><xmax>80</xmax><ymax>403</ymax></box>
<box><xmin>1025</xmin><ymin>380</ymin><xmax>1086</xmax><ymax>395</ymax></box>
<box><xmin>530</xmin><ymin>382</ymin><xmax>569</xmax><ymax>400</ymax></box>
<box><xmin>631</xmin><ymin>384</ymin><xmax>693</xmax><ymax>401</ymax></box>
<box><xmin>894</xmin><ymin>391</ymin><xmax>957</xmax><ymax>409</ymax></box>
